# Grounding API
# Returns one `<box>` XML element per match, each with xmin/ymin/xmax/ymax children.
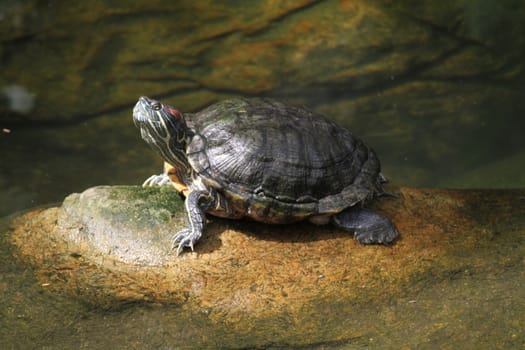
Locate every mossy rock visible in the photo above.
<box><xmin>57</xmin><ymin>185</ymin><xmax>185</xmax><ymax>265</ymax></box>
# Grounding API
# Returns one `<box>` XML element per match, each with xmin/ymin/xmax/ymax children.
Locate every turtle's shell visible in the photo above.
<box><xmin>185</xmin><ymin>98</ymin><xmax>384</xmax><ymax>224</ymax></box>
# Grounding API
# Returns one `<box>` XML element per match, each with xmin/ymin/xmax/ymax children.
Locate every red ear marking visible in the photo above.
<box><xmin>165</xmin><ymin>105</ymin><xmax>185</xmax><ymax>122</ymax></box>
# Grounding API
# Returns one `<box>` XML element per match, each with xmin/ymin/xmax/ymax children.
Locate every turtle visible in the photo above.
<box><xmin>133</xmin><ymin>96</ymin><xmax>398</xmax><ymax>255</ymax></box>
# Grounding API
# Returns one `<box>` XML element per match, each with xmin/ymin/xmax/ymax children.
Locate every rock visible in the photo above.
<box><xmin>57</xmin><ymin>186</ymin><xmax>185</xmax><ymax>265</ymax></box>
<box><xmin>6</xmin><ymin>186</ymin><xmax>525</xmax><ymax>347</ymax></box>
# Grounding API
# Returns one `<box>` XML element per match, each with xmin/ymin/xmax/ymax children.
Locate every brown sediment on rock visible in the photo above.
<box><xmin>8</xmin><ymin>186</ymin><xmax>525</xmax><ymax>323</ymax></box>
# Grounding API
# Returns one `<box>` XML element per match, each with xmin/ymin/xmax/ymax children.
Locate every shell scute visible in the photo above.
<box><xmin>186</xmin><ymin>98</ymin><xmax>384</xmax><ymax>219</ymax></box>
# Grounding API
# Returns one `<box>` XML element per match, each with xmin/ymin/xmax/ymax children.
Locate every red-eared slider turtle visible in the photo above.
<box><xmin>133</xmin><ymin>97</ymin><xmax>398</xmax><ymax>255</ymax></box>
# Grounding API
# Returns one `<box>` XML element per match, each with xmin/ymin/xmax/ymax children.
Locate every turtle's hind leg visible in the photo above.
<box><xmin>333</xmin><ymin>208</ymin><xmax>399</xmax><ymax>245</ymax></box>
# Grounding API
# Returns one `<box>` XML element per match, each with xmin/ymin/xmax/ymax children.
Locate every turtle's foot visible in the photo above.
<box><xmin>171</xmin><ymin>228</ymin><xmax>202</xmax><ymax>256</ymax></box>
<box><xmin>142</xmin><ymin>173</ymin><xmax>171</xmax><ymax>187</ymax></box>
<box><xmin>333</xmin><ymin>208</ymin><xmax>398</xmax><ymax>245</ymax></box>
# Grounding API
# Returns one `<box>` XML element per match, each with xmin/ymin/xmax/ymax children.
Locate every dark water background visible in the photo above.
<box><xmin>1</xmin><ymin>1</ymin><xmax>524</xmax><ymax>348</ymax></box>
<box><xmin>1</xmin><ymin>1</ymin><xmax>524</xmax><ymax>218</ymax></box>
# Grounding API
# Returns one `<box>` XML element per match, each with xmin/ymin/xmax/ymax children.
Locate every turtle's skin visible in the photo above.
<box><xmin>133</xmin><ymin>97</ymin><xmax>398</xmax><ymax>255</ymax></box>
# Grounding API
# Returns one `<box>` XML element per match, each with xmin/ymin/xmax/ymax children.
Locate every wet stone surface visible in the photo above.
<box><xmin>5</xmin><ymin>185</ymin><xmax>525</xmax><ymax>348</ymax></box>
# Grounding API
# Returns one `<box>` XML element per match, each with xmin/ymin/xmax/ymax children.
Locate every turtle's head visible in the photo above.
<box><xmin>133</xmin><ymin>96</ymin><xmax>191</xmax><ymax>169</ymax></box>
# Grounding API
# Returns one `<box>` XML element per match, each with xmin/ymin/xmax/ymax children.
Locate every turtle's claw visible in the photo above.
<box><xmin>142</xmin><ymin>173</ymin><xmax>171</xmax><ymax>187</ymax></box>
<box><xmin>333</xmin><ymin>207</ymin><xmax>399</xmax><ymax>245</ymax></box>
<box><xmin>172</xmin><ymin>228</ymin><xmax>200</xmax><ymax>256</ymax></box>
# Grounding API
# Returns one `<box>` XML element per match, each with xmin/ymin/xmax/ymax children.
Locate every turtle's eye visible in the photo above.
<box><xmin>151</xmin><ymin>101</ymin><xmax>162</xmax><ymax>111</ymax></box>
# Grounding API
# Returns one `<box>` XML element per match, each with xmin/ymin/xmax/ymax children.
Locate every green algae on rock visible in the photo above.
<box><xmin>58</xmin><ymin>185</ymin><xmax>185</xmax><ymax>265</ymax></box>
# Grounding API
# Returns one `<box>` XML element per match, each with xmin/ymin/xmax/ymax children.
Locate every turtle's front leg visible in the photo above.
<box><xmin>142</xmin><ymin>172</ymin><xmax>171</xmax><ymax>187</ymax></box>
<box><xmin>172</xmin><ymin>189</ymin><xmax>213</xmax><ymax>255</ymax></box>
<box><xmin>142</xmin><ymin>163</ymin><xmax>177</xmax><ymax>187</ymax></box>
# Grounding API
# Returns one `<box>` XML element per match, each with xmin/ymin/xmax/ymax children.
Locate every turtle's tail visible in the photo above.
<box><xmin>376</xmin><ymin>172</ymin><xmax>399</xmax><ymax>198</ymax></box>
<box><xmin>378</xmin><ymin>172</ymin><xmax>388</xmax><ymax>184</ymax></box>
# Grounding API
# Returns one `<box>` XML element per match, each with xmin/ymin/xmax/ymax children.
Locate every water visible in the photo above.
<box><xmin>2</xmin><ymin>1</ymin><xmax>524</xmax><ymax>216</ymax></box>
<box><xmin>1</xmin><ymin>1</ymin><xmax>524</xmax><ymax>348</ymax></box>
